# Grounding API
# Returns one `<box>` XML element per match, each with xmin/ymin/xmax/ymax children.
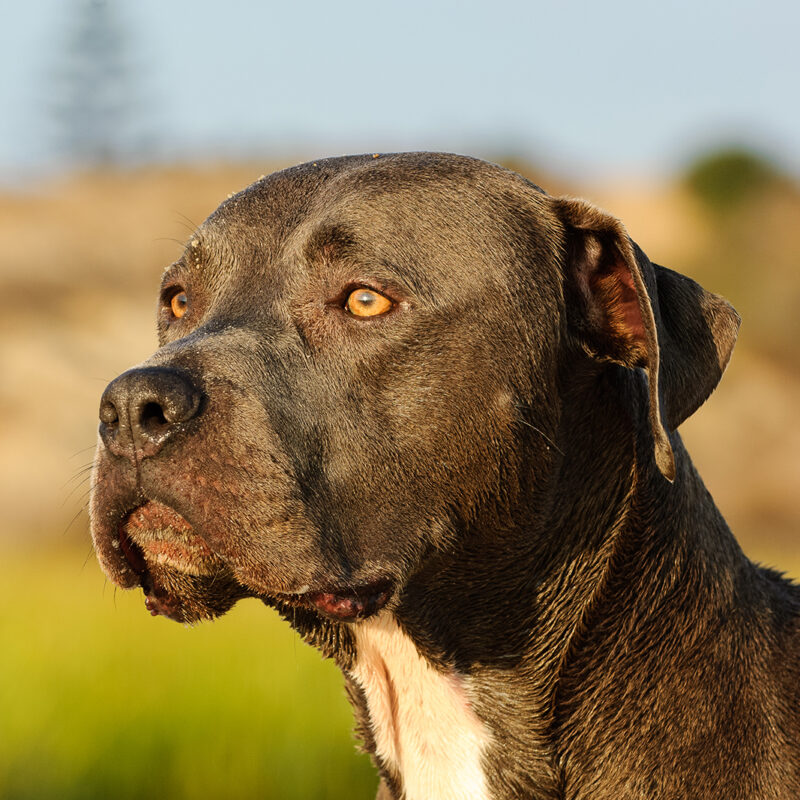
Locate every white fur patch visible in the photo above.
<box><xmin>350</xmin><ymin>614</ymin><xmax>492</xmax><ymax>800</ymax></box>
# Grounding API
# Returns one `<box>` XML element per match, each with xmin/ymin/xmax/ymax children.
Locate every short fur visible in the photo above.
<box><xmin>90</xmin><ymin>153</ymin><xmax>800</xmax><ymax>799</ymax></box>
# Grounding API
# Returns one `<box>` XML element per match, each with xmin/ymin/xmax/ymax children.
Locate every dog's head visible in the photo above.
<box><xmin>90</xmin><ymin>153</ymin><xmax>739</xmax><ymax>628</ymax></box>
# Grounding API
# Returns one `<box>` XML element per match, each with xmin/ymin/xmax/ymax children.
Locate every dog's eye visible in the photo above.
<box><xmin>168</xmin><ymin>290</ymin><xmax>189</xmax><ymax>320</ymax></box>
<box><xmin>345</xmin><ymin>288</ymin><xmax>393</xmax><ymax>318</ymax></box>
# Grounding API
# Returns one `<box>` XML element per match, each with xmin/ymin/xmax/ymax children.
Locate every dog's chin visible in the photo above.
<box><xmin>139</xmin><ymin>558</ymin><xmax>246</xmax><ymax>623</ymax></box>
<box><xmin>104</xmin><ymin>502</ymin><xmax>249</xmax><ymax>624</ymax></box>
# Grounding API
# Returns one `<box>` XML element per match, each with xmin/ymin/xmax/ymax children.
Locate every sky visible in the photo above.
<box><xmin>0</xmin><ymin>0</ymin><xmax>798</xmax><ymax>184</ymax></box>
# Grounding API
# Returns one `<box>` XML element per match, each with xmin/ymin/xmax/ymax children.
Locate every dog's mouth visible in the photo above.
<box><xmin>276</xmin><ymin>580</ymin><xmax>393</xmax><ymax>622</ymax></box>
<box><xmin>116</xmin><ymin>525</ymin><xmax>187</xmax><ymax>620</ymax></box>
<box><xmin>115</xmin><ymin>501</ymin><xmax>392</xmax><ymax>624</ymax></box>
<box><xmin>115</xmin><ymin>501</ymin><xmax>245</xmax><ymax>623</ymax></box>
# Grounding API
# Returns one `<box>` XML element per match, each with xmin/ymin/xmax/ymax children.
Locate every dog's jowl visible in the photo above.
<box><xmin>90</xmin><ymin>153</ymin><xmax>800</xmax><ymax>800</ymax></box>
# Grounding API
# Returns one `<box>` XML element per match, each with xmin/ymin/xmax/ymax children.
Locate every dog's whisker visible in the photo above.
<box><xmin>155</xmin><ymin>236</ymin><xmax>189</xmax><ymax>248</ymax></box>
<box><xmin>72</xmin><ymin>486</ymin><xmax>96</xmax><ymax>506</ymax></box>
<box><xmin>61</xmin><ymin>464</ymin><xmax>96</xmax><ymax>496</ymax></box>
<box><xmin>61</xmin><ymin>480</ymin><xmax>94</xmax><ymax>509</ymax></box>
<box><xmin>82</xmin><ymin>543</ymin><xmax>98</xmax><ymax>571</ymax></box>
<box><xmin>513</xmin><ymin>409</ymin><xmax>564</xmax><ymax>455</ymax></box>
<box><xmin>62</xmin><ymin>504</ymin><xmax>89</xmax><ymax>538</ymax></box>
<box><xmin>70</xmin><ymin>444</ymin><xmax>99</xmax><ymax>459</ymax></box>
<box><xmin>174</xmin><ymin>212</ymin><xmax>199</xmax><ymax>235</ymax></box>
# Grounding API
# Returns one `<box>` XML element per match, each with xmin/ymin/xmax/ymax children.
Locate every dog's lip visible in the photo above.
<box><xmin>117</xmin><ymin>523</ymin><xmax>148</xmax><ymax>576</ymax></box>
<box><xmin>141</xmin><ymin>573</ymin><xmax>185</xmax><ymax>620</ymax></box>
<box><xmin>277</xmin><ymin>579</ymin><xmax>394</xmax><ymax>622</ymax></box>
<box><xmin>114</xmin><ymin>508</ymin><xmax>191</xmax><ymax>621</ymax></box>
<box><xmin>114</xmin><ymin>499</ymin><xmax>221</xmax><ymax>572</ymax></box>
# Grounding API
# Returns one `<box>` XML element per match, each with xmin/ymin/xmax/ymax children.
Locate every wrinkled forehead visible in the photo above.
<box><xmin>189</xmin><ymin>154</ymin><xmax>559</xmax><ymax>301</ymax></box>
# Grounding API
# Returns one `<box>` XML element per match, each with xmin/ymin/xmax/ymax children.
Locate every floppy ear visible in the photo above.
<box><xmin>553</xmin><ymin>197</ymin><xmax>740</xmax><ymax>482</ymax></box>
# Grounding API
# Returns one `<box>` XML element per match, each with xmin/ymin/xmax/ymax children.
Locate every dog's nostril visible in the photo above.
<box><xmin>99</xmin><ymin>400</ymin><xmax>119</xmax><ymax>426</ymax></box>
<box><xmin>161</xmin><ymin>387</ymin><xmax>201</xmax><ymax>425</ymax></box>
<box><xmin>140</xmin><ymin>402</ymin><xmax>169</xmax><ymax>436</ymax></box>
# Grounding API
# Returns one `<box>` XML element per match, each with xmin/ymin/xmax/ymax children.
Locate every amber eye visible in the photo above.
<box><xmin>169</xmin><ymin>290</ymin><xmax>189</xmax><ymax>319</ymax></box>
<box><xmin>345</xmin><ymin>288</ymin><xmax>393</xmax><ymax>318</ymax></box>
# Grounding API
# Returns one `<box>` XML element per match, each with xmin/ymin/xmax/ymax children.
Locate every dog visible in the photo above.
<box><xmin>90</xmin><ymin>153</ymin><xmax>800</xmax><ymax>799</ymax></box>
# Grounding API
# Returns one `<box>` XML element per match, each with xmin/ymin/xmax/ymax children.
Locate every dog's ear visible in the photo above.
<box><xmin>553</xmin><ymin>197</ymin><xmax>740</xmax><ymax>482</ymax></box>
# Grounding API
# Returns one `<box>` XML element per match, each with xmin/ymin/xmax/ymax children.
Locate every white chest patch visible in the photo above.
<box><xmin>350</xmin><ymin>614</ymin><xmax>492</xmax><ymax>800</ymax></box>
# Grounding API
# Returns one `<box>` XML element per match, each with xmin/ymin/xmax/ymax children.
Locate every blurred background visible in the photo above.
<box><xmin>0</xmin><ymin>0</ymin><xmax>798</xmax><ymax>797</ymax></box>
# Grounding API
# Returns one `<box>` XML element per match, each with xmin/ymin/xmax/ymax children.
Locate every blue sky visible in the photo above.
<box><xmin>1</xmin><ymin>0</ymin><xmax>798</xmax><ymax>183</ymax></box>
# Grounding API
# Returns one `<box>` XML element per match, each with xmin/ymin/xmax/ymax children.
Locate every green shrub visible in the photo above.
<box><xmin>684</xmin><ymin>146</ymin><xmax>779</xmax><ymax>214</ymax></box>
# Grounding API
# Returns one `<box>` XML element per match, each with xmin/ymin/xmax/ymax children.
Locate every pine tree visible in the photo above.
<box><xmin>52</xmin><ymin>0</ymin><xmax>136</xmax><ymax>166</ymax></box>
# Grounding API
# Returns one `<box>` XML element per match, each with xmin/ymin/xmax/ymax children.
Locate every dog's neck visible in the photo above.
<box><xmin>349</xmin><ymin>614</ymin><xmax>494</xmax><ymax>800</ymax></box>
<box><xmin>352</xmin><ymin>364</ymin><xmax>747</xmax><ymax>797</ymax></box>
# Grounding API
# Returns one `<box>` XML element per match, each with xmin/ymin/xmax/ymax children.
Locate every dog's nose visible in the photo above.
<box><xmin>98</xmin><ymin>367</ymin><xmax>201</xmax><ymax>460</ymax></box>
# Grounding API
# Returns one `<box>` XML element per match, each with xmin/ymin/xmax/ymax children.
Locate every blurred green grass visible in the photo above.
<box><xmin>0</xmin><ymin>549</ymin><xmax>377</xmax><ymax>800</ymax></box>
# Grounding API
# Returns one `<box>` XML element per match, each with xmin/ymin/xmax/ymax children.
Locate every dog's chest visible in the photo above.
<box><xmin>350</xmin><ymin>615</ymin><xmax>492</xmax><ymax>800</ymax></box>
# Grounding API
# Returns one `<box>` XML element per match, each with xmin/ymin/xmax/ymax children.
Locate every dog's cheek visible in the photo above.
<box><xmin>317</xmin><ymin>332</ymin><xmax>524</xmax><ymax>555</ymax></box>
<box><xmin>392</xmin><ymin>372</ymin><xmax>521</xmax><ymax>528</ymax></box>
